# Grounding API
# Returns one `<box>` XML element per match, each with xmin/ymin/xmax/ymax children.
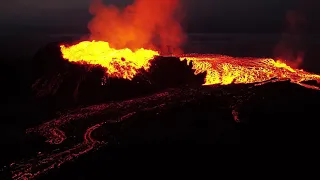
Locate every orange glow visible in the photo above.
<box><xmin>59</xmin><ymin>0</ymin><xmax>186</xmax><ymax>79</ymax></box>
<box><xmin>59</xmin><ymin>0</ymin><xmax>320</xmax><ymax>90</ymax></box>
<box><xmin>60</xmin><ymin>41</ymin><xmax>159</xmax><ymax>79</ymax></box>
<box><xmin>60</xmin><ymin>41</ymin><xmax>320</xmax><ymax>90</ymax></box>
<box><xmin>88</xmin><ymin>0</ymin><xmax>185</xmax><ymax>54</ymax></box>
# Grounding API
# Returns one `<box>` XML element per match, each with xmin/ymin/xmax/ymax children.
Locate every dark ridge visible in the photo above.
<box><xmin>301</xmin><ymin>80</ymin><xmax>320</xmax><ymax>87</ymax></box>
<box><xmin>147</xmin><ymin>56</ymin><xmax>206</xmax><ymax>88</ymax></box>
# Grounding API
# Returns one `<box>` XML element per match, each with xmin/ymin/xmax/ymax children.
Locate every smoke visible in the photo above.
<box><xmin>273</xmin><ymin>5</ymin><xmax>307</xmax><ymax>68</ymax></box>
<box><xmin>88</xmin><ymin>0</ymin><xmax>186</xmax><ymax>54</ymax></box>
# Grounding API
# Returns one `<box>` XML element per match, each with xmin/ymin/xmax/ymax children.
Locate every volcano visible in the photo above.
<box><xmin>1</xmin><ymin>41</ymin><xmax>320</xmax><ymax>180</ymax></box>
<box><xmin>2</xmin><ymin>0</ymin><xmax>320</xmax><ymax>179</ymax></box>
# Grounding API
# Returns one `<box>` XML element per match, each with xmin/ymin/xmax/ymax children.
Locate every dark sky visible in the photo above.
<box><xmin>0</xmin><ymin>0</ymin><xmax>317</xmax><ymax>33</ymax></box>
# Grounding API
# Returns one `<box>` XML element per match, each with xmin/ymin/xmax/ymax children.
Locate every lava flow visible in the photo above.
<box><xmin>180</xmin><ymin>54</ymin><xmax>320</xmax><ymax>89</ymax></box>
<box><xmin>9</xmin><ymin>87</ymin><xmax>213</xmax><ymax>180</ymax></box>
<box><xmin>60</xmin><ymin>41</ymin><xmax>320</xmax><ymax>90</ymax></box>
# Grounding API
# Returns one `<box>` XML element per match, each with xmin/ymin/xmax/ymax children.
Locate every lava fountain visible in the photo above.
<box><xmin>60</xmin><ymin>41</ymin><xmax>159</xmax><ymax>79</ymax></box>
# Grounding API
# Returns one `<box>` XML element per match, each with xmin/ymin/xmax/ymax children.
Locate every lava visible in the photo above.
<box><xmin>8</xmin><ymin>0</ymin><xmax>320</xmax><ymax>178</ymax></box>
<box><xmin>9</xmin><ymin>79</ymin><xmax>303</xmax><ymax>179</ymax></box>
<box><xmin>60</xmin><ymin>42</ymin><xmax>320</xmax><ymax>90</ymax></box>
<box><xmin>59</xmin><ymin>0</ymin><xmax>320</xmax><ymax>88</ymax></box>
<box><xmin>180</xmin><ymin>54</ymin><xmax>320</xmax><ymax>89</ymax></box>
<box><xmin>9</xmin><ymin>87</ymin><xmax>209</xmax><ymax>180</ymax></box>
<box><xmin>60</xmin><ymin>41</ymin><xmax>159</xmax><ymax>79</ymax></box>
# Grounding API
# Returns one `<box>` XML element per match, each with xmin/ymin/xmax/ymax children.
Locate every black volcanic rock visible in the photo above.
<box><xmin>31</xmin><ymin>42</ymin><xmax>67</xmax><ymax>79</ymax></box>
<box><xmin>146</xmin><ymin>56</ymin><xmax>206</xmax><ymax>88</ymax></box>
<box><xmin>301</xmin><ymin>80</ymin><xmax>320</xmax><ymax>87</ymax></box>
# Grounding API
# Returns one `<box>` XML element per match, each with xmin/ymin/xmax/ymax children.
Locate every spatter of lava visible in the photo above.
<box><xmin>60</xmin><ymin>41</ymin><xmax>320</xmax><ymax>90</ymax></box>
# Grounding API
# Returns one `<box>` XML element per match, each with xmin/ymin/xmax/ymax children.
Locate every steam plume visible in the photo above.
<box><xmin>273</xmin><ymin>4</ymin><xmax>307</xmax><ymax>68</ymax></box>
<box><xmin>88</xmin><ymin>0</ymin><xmax>186</xmax><ymax>54</ymax></box>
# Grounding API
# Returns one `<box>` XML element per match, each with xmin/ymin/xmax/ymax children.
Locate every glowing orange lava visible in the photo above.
<box><xmin>180</xmin><ymin>54</ymin><xmax>320</xmax><ymax>88</ymax></box>
<box><xmin>60</xmin><ymin>41</ymin><xmax>159</xmax><ymax>79</ymax></box>
<box><xmin>60</xmin><ymin>41</ymin><xmax>320</xmax><ymax>90</ymax></box>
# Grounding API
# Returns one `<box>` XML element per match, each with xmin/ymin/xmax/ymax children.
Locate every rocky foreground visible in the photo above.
<box><xmin>0</xmin><ymin>79</ymin><xmax>319</xmax><ymax>179</ymax></box>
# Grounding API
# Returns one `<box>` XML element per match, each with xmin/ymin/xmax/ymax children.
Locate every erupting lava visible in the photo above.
<box><xmin>60</xmin><ymin>41</ymin><xmax>320</xmax><ymax>89</ymax></box>
<box><xmin>59</xmin><ymin>0</ymin><xmax>320</xmax><ymax>88</ymax></box>
<box><xmin>7</xmin><ymin>0</ymin><xmax>320</xmax><ymax>179</ymax></box>
<box><xmin>60</xmin><ymin>41</ymin><xmax>159</xmax><ymax>79</ymax></box>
